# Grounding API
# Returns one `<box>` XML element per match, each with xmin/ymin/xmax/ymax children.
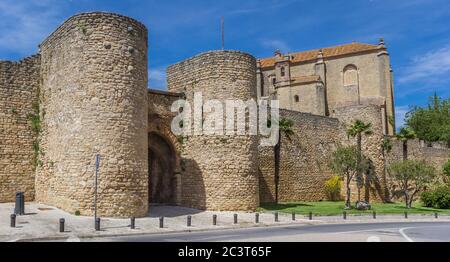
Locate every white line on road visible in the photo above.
<box><xmin>399</xmin><ymin>228</ymin><xmax>414</xmax><ymax>242</ymax></box>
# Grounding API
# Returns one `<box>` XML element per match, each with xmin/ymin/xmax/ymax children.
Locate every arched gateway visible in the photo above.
<box><xmin>148</xmin><ymin>132</ymin><xmax>177</xmax><ymax>205</ymax></box>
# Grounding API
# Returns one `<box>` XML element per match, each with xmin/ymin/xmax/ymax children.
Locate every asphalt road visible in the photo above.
<box><xmin>83</xmin><ymin>222</ymin><xmax>450</xmax><ymax>242</ymax></box>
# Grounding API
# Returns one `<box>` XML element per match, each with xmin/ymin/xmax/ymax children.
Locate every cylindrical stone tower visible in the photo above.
<box><xmin>36</xmin><ymin>12</ymin><xmax>148</xmax><ymax>217</ymax></box>
<box><xmin>167</xmin><ymin>51</ymin><xmax>259</xmax><ymax>211</ymax></box>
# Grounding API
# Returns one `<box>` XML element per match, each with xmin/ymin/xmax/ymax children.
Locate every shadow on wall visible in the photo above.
<box><xmin>180</xmin><ymin>158</ymin><xmax>206</xmax><ymax>210</ymax></box>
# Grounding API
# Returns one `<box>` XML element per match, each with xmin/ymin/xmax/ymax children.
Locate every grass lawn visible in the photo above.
<box><xmin>258</xmin><ymin>201</ymin><xmax>450</xmax><ymax>216</ymax></box>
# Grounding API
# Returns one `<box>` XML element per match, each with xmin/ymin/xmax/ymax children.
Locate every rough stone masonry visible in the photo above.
<box><xmin>0</xmin><ymin>12</ymin><xmax>448</xmax><ymax>217</ymax></box>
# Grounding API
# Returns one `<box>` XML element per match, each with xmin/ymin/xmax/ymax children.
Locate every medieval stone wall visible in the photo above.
<box><xmin>0</xmin><ymin>55</ymin><xmax>40</xmax><ymax>202</ymax></box>
<box><xmin>259</xmin><ymin>109</ymin><xmax>345</xmax><ymax>203</ymax></box>
<box><xmin>334</xmin><ymin>104</ymin><xmax>387</xmax><ymax>201</ymax></box>
<box><xmin>36</xmin><ymin>12</ymin><xmax>149</xmax><ymax>217</ymax></box>
<box><xmin>387</xmin><ymin>139</ymin><xmax>449</xmax><ymax>173</ymax></box>
<box><xmin>167</xmin><ymin>50</ymin><xmax>260</xmax><ymax>211</ymax></box>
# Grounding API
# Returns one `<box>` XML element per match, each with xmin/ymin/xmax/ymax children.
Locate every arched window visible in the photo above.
<box><xmin>272</xmin><ymin>77</ymin><xmax>276</xmax><ymax>85</ymax></box>
<box><xmin>280</xmin><ymin>67</ymin><xmax>285</xmax><ymax>77</ymax></box>
<box><xmin>343</xmin><ymin>65</ymin><xmax>358</xmax><ymax>86</ymax></box>
<box><xmin>294</xmin><ymin>95</ymin><xmax>299</xmax><ymax>102</ymax></box>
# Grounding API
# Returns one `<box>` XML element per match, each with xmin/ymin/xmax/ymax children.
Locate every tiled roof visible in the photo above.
<box><xmin>259</xmin><ymin>42</ymin><xmax>379</xmax><ymax>68</ymax></box>
<box><xmin>277</xmin><ymin>75</ymin><xmax>322</xmax><ymax>87</ymax></box>
<box><xmin>291</xmin><ymin>75</ymin><xmax>321</xmax><ymax>84</ymax></box>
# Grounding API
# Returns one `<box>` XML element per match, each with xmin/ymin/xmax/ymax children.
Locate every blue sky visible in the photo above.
<box><xmin>1</xmin><ymin>0</ymin><xmax>449</xmax><ymax>128</ymax></box>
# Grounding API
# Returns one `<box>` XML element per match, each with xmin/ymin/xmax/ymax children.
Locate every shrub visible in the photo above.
<box><xmin>324</xmin><ymin>175</ymin><xmax>342</xmax><ymax>201</ymax></box>
<box><xmin>421</xmin><ymin>186</ymin><xmax>450</xmax><ymax>209</ymax></box>
<box><xmin>75</xmin><ymin>210</ymin><xmax>81</xmax><ymax>216</ymax></box>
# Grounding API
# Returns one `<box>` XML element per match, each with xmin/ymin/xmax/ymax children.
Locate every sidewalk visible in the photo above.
<box><xmin>1</xmin><ymin>202</ymin><xmax>449</xmax><ymax>242</ymax></box>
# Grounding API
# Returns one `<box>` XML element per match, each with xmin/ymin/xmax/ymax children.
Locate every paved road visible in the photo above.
<box><xmin>83</xmin><ymin>222</ymin><xmax>450</xmax><ymax>242</ymax></box>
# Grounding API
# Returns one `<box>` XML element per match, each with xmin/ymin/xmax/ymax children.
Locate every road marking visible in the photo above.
<box><xmin>366</xmin><ymin>236</ymin><xmax>381</xmax><ymax>242</ymax></box>
<box><xmin>399</xmin><ymin>228</ymin><xmax>414</xmax><ymax>242</ymax></box>
<box><xmin>66</xmin><ymin>235</ymin><xmax>81</xmax><ymax>242</ymax></box>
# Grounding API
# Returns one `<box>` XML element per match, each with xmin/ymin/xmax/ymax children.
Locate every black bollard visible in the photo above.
<box><xmin>59</xmin><ymin>218</ymin><xmax>65</xmax><ymax>233</ymax></box>
<box><xmin>187</xmin><ymin>216</ymin><xmax>192</xmax><ymax>227</ymax></box>
<box><xmin>20</xmin><ymin>192</ymin><xmax>25</xmax><ymax>215</ymax></box>
<box><xmin>234</xmin><ymin>214</ymin><xmax>238</xmax><ymax>224</ymax></box>
<box><xmin>159</xmin><ymin>217</ymin><xmax>164</xmax><ymax>228</ymax></box>
<box><xmin>309</xmin><ymin>212</ymin><xmax>313</xmax><ymax>221</ymax></box>
<box><xmin>373</xmin><ymin>211</ymin><xmax>377</xmax><ymax>219</ymax></box>
<box><xmin>343</xmin><ymin>211</ymin><xmax>347</xmax><ymax>220</ymax></box>
<box><xmin>255</xmin><ymin>213</ymin><xmax>259</xmax><ymax>223</ymax></box>
<box><xmin>14</xmin><ymin>192</ymin><xmax>21</xmax><ymax>215</ymax></box>
<box><xmin>292</xmin><ymin>212</ymin><xmax>296</xmax><ymax>221</ymax></box>
<box><xmin>213</xmin><ymin>214</ymin><xmax>217</xmax><ymax>226</ymax></box>
<box><xmin>404</xmin><ymin>212</ymin><xmax>408</xmax><ymax>219</ymax></box>
<box><xmin>95</xmin><ymin>218</ymin><xmax>101</xmax><ymax>231</ymax></box>
<box><xmin>10</xmin><ymin>214</ymin><xmax>16</xmax><ymax>228</ymax></box>
<box><xmin>274</xmin><ymin>212</ymin><xmax>279</xmax><ymax>222</ymax></box>
<box><xmin>130</xmin><ymin>217</ymin><xmax>135</xmax><ymax>229</ymax></box>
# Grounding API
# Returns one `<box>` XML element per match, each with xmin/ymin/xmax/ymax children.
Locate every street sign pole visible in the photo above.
<box><xmin>94</xmin><ymin>154</ymin><xmax>101</xmax><ymax>223</ymax></box>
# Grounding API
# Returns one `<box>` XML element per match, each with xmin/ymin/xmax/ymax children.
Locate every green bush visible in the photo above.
<box><xmin>421</xmin><ymin>186</ymin><xmax>450</xmax><ymax>209</ymax></box>
<box><xmin>324</xmin><ymin>176</ymin><xmax>342</xmax><ymax>201</ymax></box>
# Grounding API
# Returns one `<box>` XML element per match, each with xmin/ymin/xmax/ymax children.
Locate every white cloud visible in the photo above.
<box><xmin>261</xmin><ymin>39</ymin><xmax>291</xmax><ymax>53</ymax></box>
<box><xmin>0</xmin><ymin>0</ymin><xmax>64</xmax><ymax>57</ymax></box>
<box><xmin>398</xmin><ymin>44</ymin><xmax>450</xmax><ymax>84</ymax></box>
<box><xmin>148</xmin><ymin>68</ymin><xmax>167</xmax><ymax>89</ymax></box>
<box><xmin>395</xmin><ymin>105</ymin><xmax>410</xmax><ymax>129</ymax></box>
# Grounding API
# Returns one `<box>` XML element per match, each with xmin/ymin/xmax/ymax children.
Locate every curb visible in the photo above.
<box><xmin>14</xmin><ymin>217</ymin><xmax>450</xmax><ymax>242</ymax></box>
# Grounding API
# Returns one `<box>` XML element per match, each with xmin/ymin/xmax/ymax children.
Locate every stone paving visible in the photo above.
<box><xmin>1</xmin><ymin>202</ymin><xmax>449</xmax><ymax>242</ymax></box>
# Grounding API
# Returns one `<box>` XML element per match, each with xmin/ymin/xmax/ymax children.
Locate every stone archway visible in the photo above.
<box><xmin>148</xmin><ymin>132</ymin><xmax>177</xmax><ymax>205</ymax></box>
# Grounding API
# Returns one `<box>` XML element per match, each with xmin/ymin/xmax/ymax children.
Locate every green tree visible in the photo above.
<box><xmin>444</xmin><ymin>152</ymin><xmax>450</xmax><ymax>182</ymax></box>
<box><xmin>328</xmin><ymin>146</ymin><xmax>362</xmax><ymax>209</ymax></box>
<box><xmin>274</xmin><ymin>117</ymin><xmax>294</xmax><ymax>203</ymax></box>
<box><xmin>381</xmin><ymin>136</ymin><xmax>393</xmax><ymax>202</ymax></box>
<box><xmin>395</xmin><ymin>127</ymin><xmax>416</xmax><ymax>160</ymax></box>
<box><xmin>346</xmin><ymin>120</ymin><xmax>373</xmax><ymax>203</ymax></box>
<box><xmin>405</xmin><ymin>93</ymin><xmax>450</xmax><ymax>144</ymax></box>
<box><xmin>388</xmin><ymin>160</ymin><xmax>437</xmax><ymax>208</ymax></box>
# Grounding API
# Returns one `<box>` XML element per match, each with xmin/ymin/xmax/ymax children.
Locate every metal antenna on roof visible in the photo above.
<box><xmin>221</xmin><ymin>16</ymin><xmax>225</xmax><ymax>50</ymax></box>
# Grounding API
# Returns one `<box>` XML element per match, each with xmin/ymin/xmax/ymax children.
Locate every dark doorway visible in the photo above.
<box><xmin>148</xmin><ymin>132</ymin><xmax>176</xmax><ymax>205</ymax></box>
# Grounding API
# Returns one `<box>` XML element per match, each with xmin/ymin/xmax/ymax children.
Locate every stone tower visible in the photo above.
<box><xmin>167</xmin><ymin>51</ymin><xmax>260</xmax><ymax>211</ymax></box>
<box><xmin>35</xmin><ymin>12</ymin><xmax>149</xmax><ymax>217</ymax></box>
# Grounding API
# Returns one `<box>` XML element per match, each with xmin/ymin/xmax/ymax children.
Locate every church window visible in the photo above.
<box><xmin>294</xmin><ymin>95</ymin><xmax>299</xmax><ymax>102</ymax></box>
<box><xmin>343</xmin><ymin>64</ymin><xmax>358</xmax><ymax>86</ymax></box>
<box><xmin>272</xmin><ymin>77</ymin><xmax>276</xmax><ymax>85</ymax></box>
<box><xmin>280</xmin><ymin>67</ymin><xmax>285</xmax><ymax>77</ymax></box>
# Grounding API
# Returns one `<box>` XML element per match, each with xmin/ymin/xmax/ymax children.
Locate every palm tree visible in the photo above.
<box><xmin>347</xmin><ymin>120</ymin><xmax>373</xmax><ymax>202</ymax></box>
<box><xmin>274</xmin><ymin>117</ymin><xmax>294</xmax><ymax>203</ymax></box>
<box><xmin>381</xmin><ymin>136</ymin><xmax>393</xmax><ymax>202</ymax></box>
<box><xmin>396</xmin><ymin>127</ymin><xmax>416</xmax><ymax>160</ymax></box>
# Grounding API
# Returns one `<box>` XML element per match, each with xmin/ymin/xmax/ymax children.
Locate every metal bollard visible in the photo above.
<box><xmin>404</xmin><ymin>212</ymin><xmax>408</xmax><ymax>219</ymax></box>
<box><xmin>309</xmin><ymin>212</ymin><xmax>313</xmax><ymax>220</ymax></box>
<box><xmin>255</xmin><ymin>213</ymin><xmax>259</xmax><ymax>224</ymax></box>
<box><xmin>59</xmin><ymin>218</ymin><xmax>65</xmax><ymax>233</ymax></box>
<box><xmin>20</xmin><ymin>192</ymin><xmax>25</xmax><ymax>215</ymax></box>
<box><xmin>274</xmin><ymin>212</ymin><xmax>279</xmax><ymax>222</ymax></box>
<box><xmin>234</xmin><ymin>214</ymin><xmax>238</xmax><ymax>224</ymax></box>
<box><xmin>373</xmin><ymin>211</ymin><xmax>377</xmax><ymax>219</ymax></box>
<box><xmin>292</xmin><ymin>212</ymin><xmax>296</xmax><ymax>221</ymax></box>
<box><xmin>14</xmin><ymin>192</ymin><xmax>21</xmax><ymax>215</ymax></box>
<box><xmin>187</xmin><ymin>215</ymin><xmax>192</xmax><ymax>227</ymax></box>
<box><xmin>95</xmin><ymin>218</ymin><xmax>101</xmax><ymax>231</ymax></box>
<box><xmin>130</xmin><ymin>217</ymin><xmax>135</xmax><ymax>229</ymax></box>
<box><xmin>435</xmin><ymin>213</ymin><xmax>439</xmax><ymax>219</ymax></box>
<box><xmin>343</xmin><ymin>211</ymin><xmax>347</xmax><ymax>220</ymax></box>
<box><xmin>10</xmin><ymin>214</ymin><xmax>16</xmax><ymax>228</ymax></box>
<box><xmin>159</xmin><ymin>217</ymin><xmax>164</xmax><ymax>228</ymax></box>
<box><xmin>213</xmin><ymin>214</ymin><xmax>217</xmax><ymax>226</ymax></box>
